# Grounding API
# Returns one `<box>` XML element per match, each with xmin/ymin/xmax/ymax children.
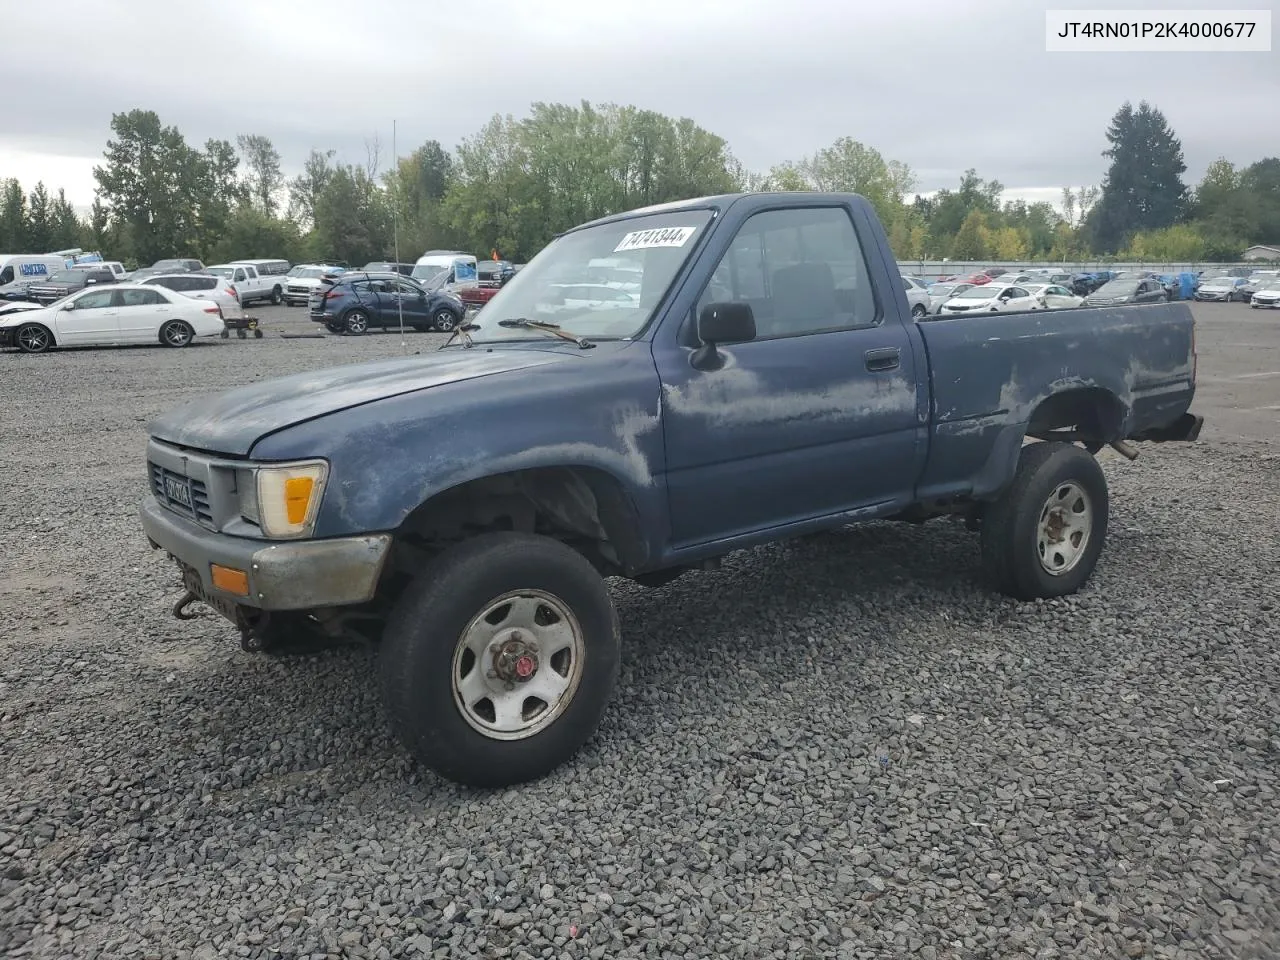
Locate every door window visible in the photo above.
<box><xmin>696</xmin><ymin>206</ymin><xmax>878</xmax><ymax>339</ymax></box>
<box><xmin>119</xmin><ymin>288</ymin><xmax>166</xmax><ymax>307</ymax></box>
<box><xmin>74</xmin><ymin>289</ymin><xmax>117</xmax><ymax>309</ymax></box>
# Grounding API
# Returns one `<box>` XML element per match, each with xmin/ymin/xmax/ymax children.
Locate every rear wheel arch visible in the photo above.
<box><xmin>1025</xmin><ymin>387</ymin><xmax>1128</xmax><ymax>443</ymax></box>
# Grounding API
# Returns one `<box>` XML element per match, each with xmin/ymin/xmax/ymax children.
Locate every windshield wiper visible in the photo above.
<box><xmin>442</xmin><ymin>322</ymin><xmax>481</xmax><ymax>349</ymax></box>
<box><xmin>496</xmin><ymin>318</ymin><xmax>595</xmax><ymax>349</ymax></box>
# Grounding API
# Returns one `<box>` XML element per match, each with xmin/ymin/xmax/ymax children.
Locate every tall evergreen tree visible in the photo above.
<box><xmin>1090</xmin><ymin>101</ymin><xmax>1188</xmax><ymax>252</ymax></box>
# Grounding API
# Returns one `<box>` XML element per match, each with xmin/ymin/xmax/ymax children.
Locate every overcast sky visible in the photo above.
<box><xmin>1</xmin><ymin>0</ymin><xmax>1275</xmax><ymax>214</ymax></box>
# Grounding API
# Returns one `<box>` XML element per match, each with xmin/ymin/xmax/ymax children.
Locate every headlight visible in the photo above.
<box><xmin>237</xmin><ymin>460</ymin><xmax>328</xmax><ymax>538</ymax></box>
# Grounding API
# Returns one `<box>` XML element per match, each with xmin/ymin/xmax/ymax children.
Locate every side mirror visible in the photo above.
<box><xmin>692</xmin><ymin>301</ymin><xmax>754</xmax><ymax>370</ymax></box>
<box><xmin>62</xmin><ymin>301</ymin><xmax>75</xmax><ymax>311</ymax></box>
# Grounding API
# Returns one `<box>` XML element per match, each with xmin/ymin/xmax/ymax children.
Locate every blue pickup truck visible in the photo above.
<box><xmin>141</xmin><ymin>192</ymin><xmax>1203</xmax><ymax>787</ymax></box>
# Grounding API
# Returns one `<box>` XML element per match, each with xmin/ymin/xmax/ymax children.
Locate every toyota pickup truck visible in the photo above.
<box><xmin>139</xmin><ymin>192</ymin><xmax>1203</xmax><ymax>788</ymax></box>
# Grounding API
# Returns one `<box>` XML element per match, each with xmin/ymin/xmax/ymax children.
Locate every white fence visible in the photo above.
<box><xmin>896</xmin><ymin>260</ymin><xmax>1272</xmax><ymax>282</ymax></box>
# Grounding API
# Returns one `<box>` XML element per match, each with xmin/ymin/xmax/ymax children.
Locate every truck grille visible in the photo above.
<box><xmin>287</xmin><ymin>284</ymin><xmax>310</xmax><ymax>295</ymax></box>
<box><xmin>150</xmin><ymin>462</ymin><xmax>214</xmax><ymax>526</ymax></box>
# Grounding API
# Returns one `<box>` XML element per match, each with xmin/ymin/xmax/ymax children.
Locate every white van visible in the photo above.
<box><xmin>410</xmin><ymin>250</ymin><xmax>479</xmax><ymax>291</ymax></box>
<box><xmin>0</xmin><ymin>255</ymin><xmax>68</xmax><ymax>299</ymax></box>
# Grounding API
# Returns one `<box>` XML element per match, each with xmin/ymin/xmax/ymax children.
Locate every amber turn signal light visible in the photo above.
<box><xmin>210</xmin><ymin>564</ymin><xmax>250</xmax><ymax>596</ymax></box>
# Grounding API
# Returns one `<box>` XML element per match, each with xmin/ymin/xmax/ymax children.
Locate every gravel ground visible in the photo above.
<box><xmin>1</xmin><ymin>306</ymin><xmax>1279</xmax><ymax>959</ymax></box>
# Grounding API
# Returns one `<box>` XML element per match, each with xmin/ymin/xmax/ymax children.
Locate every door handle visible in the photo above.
<box><xmin>864</xmin><ymin>347</ymin><xmax>900</xmax><ymax>372</ymax></box>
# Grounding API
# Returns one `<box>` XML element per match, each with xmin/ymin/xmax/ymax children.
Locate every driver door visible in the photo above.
<box><xmin>53</xmin><ymin>289</ymin><xmax>120</xmax><ymax>344</ymax></box>
<box><xmin>390</xmin><ymin>278</ymin><xmax>432</xmax><ymax>327</ymax></box>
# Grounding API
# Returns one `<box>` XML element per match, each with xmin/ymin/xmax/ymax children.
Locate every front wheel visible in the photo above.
<box><xmin>979</xmin><ymin>441</ymin><xmax>1109</xmax><ymax>600</ymax></box>
<box><xmin>15</xmin><ymin>323</ymin><xmax>53</xmax><ymax>354</ymax></box>
<box><xmin>379</xmin><ymin>531</ymin><xmax>621</xmax><ymax>788</ymax></box>
<box><xmin>160</xmin><ymin>319</ymin><xmax>195</xmax><ymax>348</ymax></box>
<box><xmin>270</xmin><ymin>286</ymin><xmax>282</xmax><ymax>305</ymax></box>
<box><xmin>911</xmin><ymin>304</ymin><xmax>927</xmax><ymax>321</ymax></box>
<box><xmin>432</xmin><ymin>308</ymin><xmax>460</xmax><ymax>332</ymax></box>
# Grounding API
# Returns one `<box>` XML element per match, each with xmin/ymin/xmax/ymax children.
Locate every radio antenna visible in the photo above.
<box><xmin>392</xmin><ymin>118</ymin><xmax>407</xmax><ymax>355</ymax></box>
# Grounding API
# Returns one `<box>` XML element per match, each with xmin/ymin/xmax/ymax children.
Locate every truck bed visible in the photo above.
<box><xmin>913</xmin><ymin>301</ymin><xmax>1196</xmax><ymax>501</ymax></box>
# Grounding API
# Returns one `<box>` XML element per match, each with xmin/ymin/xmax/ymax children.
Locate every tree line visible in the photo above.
<box><xmin>1</xmin><ymin>100</ymin><xmax>1276</xmax><ymax>268</ymax></box>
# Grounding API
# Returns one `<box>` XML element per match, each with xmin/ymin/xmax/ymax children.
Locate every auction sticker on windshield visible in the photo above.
<box><xmin>614</xmin><ymin>226</ymin><xmax>697</xmax><ymax>253</ymax></box>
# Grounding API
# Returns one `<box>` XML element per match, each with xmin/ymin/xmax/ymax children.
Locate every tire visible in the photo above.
<box><xmin>253</xmin><ymin>328</ymin><xmax>263</xmax><ymax>339</ymax></box>
<box><xmin>324</xmin><ymin>321</ymin><xmax>342</xmax><ymax>334</ymax></box>
<box><xmin>911</xmin><ymin>304</ymin><xmax>927</xmax><ymax>321</ymax></box>
<box><xmin>432</xmin><ymin>308</ymin><xmax>460</xmax><ymax>332</ymax></box>
<box><xmin>270</xmin><ymin>286</ymin><xmax>282</xmax><ymax>305</ymax></box>
<box><xmin>160</xmin><ymin>319</ymin><xmax>195</xmax><ymax>348</ymax></box>
<box><xmin>15</xmin><ymin>323</ymin><xmax>54</xmax><ymax>354</ymax></box>
<box><xmin>343</xmin><ymin>310</ymin><xmax>370</xmax><ymax>335</ymax></box>
<box><xmin>979</xmin><ymin>441</ymin><xmax>1109</xmax><ymax>601</ymax></box>
<box><xmin>379</xmin><ymin>531</ymin><xmax>621</xmax><ymax>788</ymax></box>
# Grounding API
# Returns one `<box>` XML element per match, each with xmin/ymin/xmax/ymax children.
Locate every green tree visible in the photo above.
<box><xmin>288</xmin><ymin>149</ymin><xmax>336</xmax><ymax>228</ymax></box>
<box><xmin>951</xmin><ymin>209</ymin><xmax>991</xmax><ymax>260</ymax></box>
<box><xmin>206</xmin><ymin>206</ymin><xmax>305</xmax><ymax>264</ymax></box>
<box><xmin>385</xmin><ymin>140</ymin><xmax>457</xmax><ymax>255</ymax></box>
<box><xmin>1090</xmin><ymin>101</ymin><xmax>1188</xmax><ymax>252</ymax></box>
<box><xmin>926</xmin><ymin>169</ymin><xmax>1003</xmax><ymax>254</ymax></box>
<box><xmin>236</xmin><ymin>134</ymin><xmax>284</xmax><ymax>215</ymax></box>
<box><xmin>26</xmin><ymin>182</ymin><xmax>53</xmax><ymax>251</ymax></box>
<box><xmin>93</xmin><ymin>109</ymin><xmax>203</xmax><ymax>263</ymax></box>
<box><xmin>49</xmin><ymin>188</ymin><xmax>83</xmax><ymax>251</ymax></box>
<box><xmin>191</xmin><ymin>138</ymin><xmax>244</xmax><ymax>257</ymax></box>
<box><xmin>771</xmin><ymin>136</ymin><xmax>917</xmax><ymax>230</ymax></box>
<box><xmin>310</xmin><ymin>164</ymin><xmax>393</xmax><ymax>264</ymax></box>
<box><xmin>0</xmin><ymin>179</ymin><xmax>26</xmax><ymax>250</ymax></box>
<box><xmin>1239</xmin><ymin>157</ymin><xmax>1280</xmax><ymax>245</ymax></box>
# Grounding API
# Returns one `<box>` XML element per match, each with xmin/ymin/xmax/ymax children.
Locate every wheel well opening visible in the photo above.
<box><xmin>1026</xmin><ymin>388</ymin><xmax>1127</xmax><ymax>443</ymax></box>
<box><xmin>381</xmin><ymin>467</ymin><xmax>646</xmax><ymax>597</ymax></box>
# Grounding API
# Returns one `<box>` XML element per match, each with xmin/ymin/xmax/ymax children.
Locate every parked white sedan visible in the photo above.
<box><xmin>0</xmin><ymin>283</ymin><xmax>225</xmax><ymax>354</ymax></box>
<box><xmin>938</xmin><ymin>283</ymin><xmax>1040</xmax><ymax>316</ymax></box>
<box><xmin>1023</xmin><ymin>283</ymin><xmax>1084</xmax><ymax>309</ymax></box>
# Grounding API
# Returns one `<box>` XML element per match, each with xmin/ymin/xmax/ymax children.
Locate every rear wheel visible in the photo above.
<box><xmin>343</xmin><ymin>310</ymin><xmax>370</xmax><ymax>335</ymax></box>
<box><xmin>911</xmin><ymin>303</ymin><xmax>927</xmax><ymax>321</ymax></box>
<box><xmin>160</xmin><ymin>319</ymin><xmax>195</xmax><ymax>348</ymax></box>
<box><xmin>979</xmin><ymin>441</ymin><xmax>1109</xmax><ymax>600</ymax></box>
<box><xmin>15</xmin><ymin>323</ymin><xmax>53</xmax><ymax>354</ymax></box>
<box><xmin>379</xmin><ymin>531</ymin><xmax>621</xmax><ymax>787</ymax></box>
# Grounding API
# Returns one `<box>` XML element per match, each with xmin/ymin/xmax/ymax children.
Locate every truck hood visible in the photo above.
<box><xmin>148</xmin><ymin>347</ymin><xmax>571</xmax><ymax>456</ymax></box>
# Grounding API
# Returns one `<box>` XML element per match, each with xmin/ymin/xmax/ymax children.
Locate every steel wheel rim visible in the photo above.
<box><xmin>434</xmin><ymin>310</ymin><xmax>456</xmax><ymax>331</ymax></box>
<box><xmin>164</xmin><ymin>323</ymin><xmax>192</xmax><ymax>346</ymax></box>
<box><xmin>347</xmin><ymin>312</ymin><xmax>368</xmax><ymax>333</ymax></box>
<box><xmin>18</xmin><ymin>326</ymin><xmax>48</xmax><ymax>351</ymax></box>
<box><xmin>451</xmin><ymin>589</ymin><xmax>586</xmax><ymax>741</ymax></box>
<box><xmin>1037</xmin><ymin>481</ymin><xmax>1093</xmax><ymax>575</ymax></box>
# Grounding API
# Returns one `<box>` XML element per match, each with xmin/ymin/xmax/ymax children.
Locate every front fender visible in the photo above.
<box><xmin>249</xmin><ymin>343</ymin><xmax>670</xmax><ymax>549</ymax></box>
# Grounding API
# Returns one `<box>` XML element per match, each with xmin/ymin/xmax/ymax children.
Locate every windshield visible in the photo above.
<box><xmin>1203</xmin><ymin>278</ymin><xmax>1235</xmax><ymax>287</ymax></box>
<box><xmin>1096</xmin><ymin>280</ymin><xmax>1140</xmax><ymax>295</ymax></box>
<box><xmin>47</xmin><ymin>271</ymin><xmax>82</xmax><ymax>284</ymax></box>
<box><xmin>463</xmin><ymin>210</ymin><xmax>714</xmax><ymax>343</ymax></box>
<box><xmin>289</xmin><ymin>267</ymin><xmax>327</xmax><ymax>279</ymax></box>
<box><xmin>955</xmin><ymin>285</ymin><xmax>998</xmax><ymax>299</ymax></box>
<box><xmin>928</xmin><ymin>283</ymin><xmax>959</xmax><ymax>295</ymax></box>
<box><xmin>1259</xmin><ymin>281</ymin><xmax>1280</xmax><ymax>291</ymax></box>
<box><xmin>411</xmin><ymin>264</ymin><xmax>448</xmax><ymax>286</ymax></box>
<box><xmin>152</xmin><ymin>260</ymin><xmax>185</xmax><ymax>269</ymax></box>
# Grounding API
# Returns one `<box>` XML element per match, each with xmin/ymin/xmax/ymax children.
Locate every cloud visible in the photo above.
<box><xmin>0</xmin><ymin>0</ymin><xmax>1274</xmax><ymax>208</ymax></box>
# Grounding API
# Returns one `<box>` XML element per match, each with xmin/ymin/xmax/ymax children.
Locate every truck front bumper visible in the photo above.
<box><xmin>140</xmin><ymin>497</ymin><xmax>392</xmax><ymax>613</ymax></box>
